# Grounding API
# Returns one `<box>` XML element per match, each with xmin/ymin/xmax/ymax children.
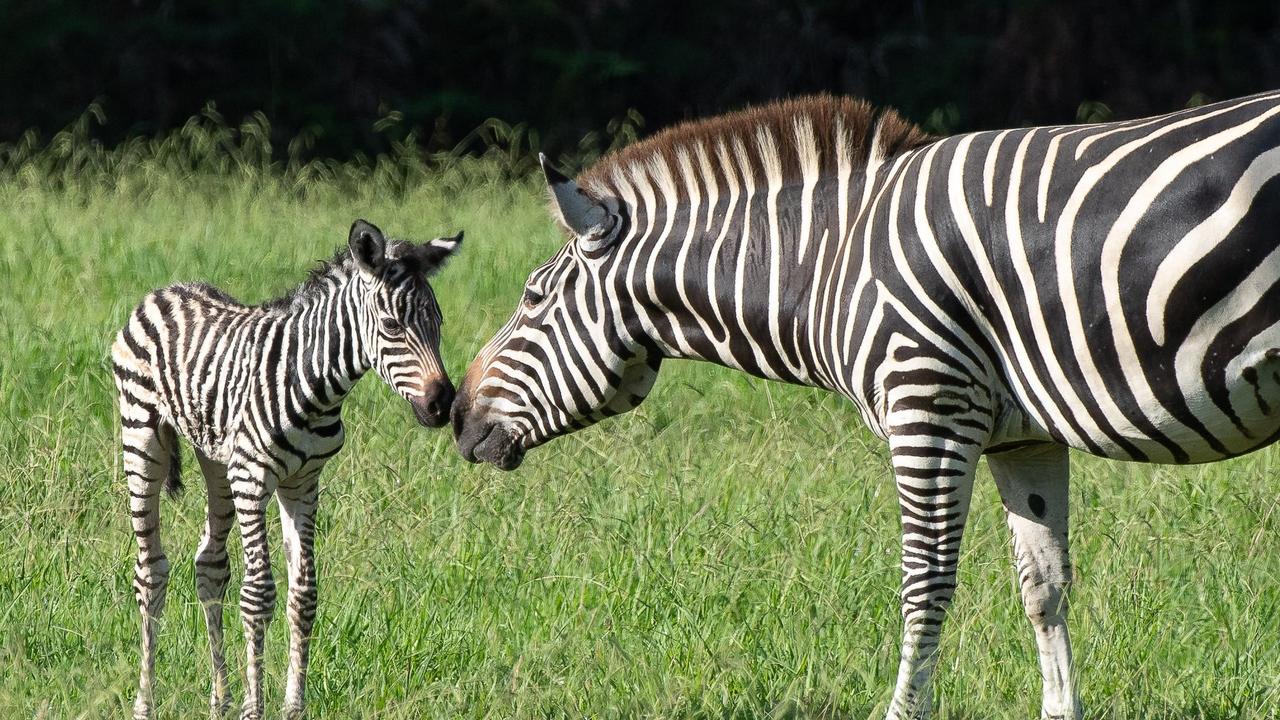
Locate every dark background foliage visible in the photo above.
<box><xmin>3</xmin><ymin>0</ymin><xmax>1279</xmax><ymax>158</ymax></box>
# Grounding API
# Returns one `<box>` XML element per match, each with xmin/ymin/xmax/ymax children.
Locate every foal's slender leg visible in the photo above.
<box><xmin>278</xmin><ymin>474</ymin><xmax>321</xmax><ymax>720</ymax></box>
<box><xmin>988</xmin><ymin>444</ymin><xmax>1082</xmax><ymax>720</ymax></box>
<box><xmin>194</xmin><ymin>451</ymin><xmax>235</xmax><ymax>717</ymax></box>
<box><xmin>123</xmin><ymin>418</ymin><xmax>177</xmax><ymax>720</ymax></box>
<box><xmin>229</xmin><ymin>458</ymin><xmax>278</xmax><ymax>720</ymax></box>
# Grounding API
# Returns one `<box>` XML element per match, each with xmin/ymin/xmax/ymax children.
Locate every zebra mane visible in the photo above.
<box><xmin>577</xmin><ymin>95</ymin><xmax>933</xmax><ymax>201</ymax></box>
<box><xmin>259</xmin><ymin>247</ymin><xmax>356</xmax><ymax>311</ymax></box>
<box><xmin>259</xmin><ymin>239</ymin><xmax>429</xmax><ymax>311</ymax></box>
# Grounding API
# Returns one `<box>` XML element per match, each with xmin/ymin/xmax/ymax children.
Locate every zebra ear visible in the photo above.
<box><xmin>349</xmin><ymin>219</ymin><xmax>387</xmax><ymax>274</ymax></box>
<box><xmin>541</xmin><ymin>153</ymin><xmax>616</xmax><ymax>251</ymax></box>
<box><xmin>415</xmin><ymin>231</ymin><xmax>464</xmax><ymax>277</ymax></box>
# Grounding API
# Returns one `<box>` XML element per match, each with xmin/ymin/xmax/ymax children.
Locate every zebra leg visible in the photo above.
<box><xmin>123</xmin><ymin>419</ymin><xmax>177</xmax><ymax>720</ymax></box>
<box><xmin>230</xmin><ymin>461</ymin><xmax>278</xmax><ymax>720</ymax></box>
<box><xmin>884</xmin><ymin>431</ymin><xmax>980</xmax><ymax>720</ymax></box>
<box><xmin>194</xmin><ymin>452</ymin><xmax>235</xmax><ymax>718</ymax></box>
<box><xmin>988</xmin><ymin>444</ymin><xmax>1081</xmax><ymax>720</ymax></box>
<box><xmin>277</xmin><ymin>475</ymin><xmax>321</xmax><ymax>720</ymax></box>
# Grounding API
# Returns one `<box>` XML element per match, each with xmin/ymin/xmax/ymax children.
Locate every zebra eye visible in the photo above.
<box><xmin>523</xmin><ymin>287</ymin><xmax>546</xmax><ymax>309</ymax></box>
<box><xmin>380</xmin><ymin>317</ymin><xmax>404</xmax><ymax>335</ymax></box>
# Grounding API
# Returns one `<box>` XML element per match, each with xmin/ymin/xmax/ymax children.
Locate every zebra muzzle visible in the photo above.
<box><xmin>411</xmin><ymin>379</ymin><xmax>455</xmax><ymax>429</ymax></box>
<box><xmin>454</xmin><ymin>415</ymin><xmax>525</xmax><ymax>470</ymax></box>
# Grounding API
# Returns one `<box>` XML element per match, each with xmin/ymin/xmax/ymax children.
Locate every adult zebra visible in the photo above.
<box><xmin>451</xmin><ymin>91</ymin><xmax>1280</xmax><ymax>718</ymax></box>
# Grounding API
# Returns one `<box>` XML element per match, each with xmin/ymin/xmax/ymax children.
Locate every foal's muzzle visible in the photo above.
<box><xmin>411</xmin><ymin>379</ymin><xmax>455</xmax><ymax>428</ymax></box>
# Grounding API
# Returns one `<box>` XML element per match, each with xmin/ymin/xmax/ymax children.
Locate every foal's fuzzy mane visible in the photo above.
<box><xmin>577</xmin><ymin>95</ymin><xmax>934</xmax><ymax>200</ymax></box>
<box><xmin>258</xmin><ymin>247</ymin><xmax>355</xmax><ymax>311</ymax></box>
<box><xmin>259</xmin><ymin>240</ymin><xmax>423</xmax><ymax>311</ymax></box>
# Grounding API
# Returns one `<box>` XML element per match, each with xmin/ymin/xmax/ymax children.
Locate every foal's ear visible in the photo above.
<box><xmin>349</xmin><ymin>219</ymin><xmax>387</xmax><ymax>274</ymax></box>
<box><xmin>413</xmin><ymin>231</ymin><xmax>464</xmax><ymax>277</ymax></box>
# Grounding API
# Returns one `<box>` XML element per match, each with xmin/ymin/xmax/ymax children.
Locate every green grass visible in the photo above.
<box><xmin>1</xmin><ymin>137</ymin><xmax>1279</xmax><ymax>719</ymax></box>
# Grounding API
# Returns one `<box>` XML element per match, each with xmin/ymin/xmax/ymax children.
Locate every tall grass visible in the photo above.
<box><xmin>1</xmin><ymin>112</ymin><xmax>1278</xmax><ymax>719</ymax></box>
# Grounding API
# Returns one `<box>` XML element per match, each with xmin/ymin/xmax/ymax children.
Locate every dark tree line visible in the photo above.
<box><xmin>2</xmin><ymin>0</ymin><xmax>1279</xmax><ymax>158</ymax></box>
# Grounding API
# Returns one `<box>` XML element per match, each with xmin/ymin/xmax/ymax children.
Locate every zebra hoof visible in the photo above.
<box><xmin>209</xmin><ymin>691</ymin><xmax>234</xmax><ymax>718</ymax></box>
<box><xmin>283</xmin><ymin>702</ymin><xmax>305</xmax><ymax>720</ymax></box>
<box><xmin>131</xmin><ymin>697</ymin><xmax>152</xmax><ymax>720</ymax></box>
<box><xmin>883</xmin><ymin>703</ymin><xmax>932</xmax><ymax>720</ymax></box>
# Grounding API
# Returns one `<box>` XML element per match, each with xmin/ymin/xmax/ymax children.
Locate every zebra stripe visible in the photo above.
<box><xmin>115</xmin><ymin>220</ymin><xmax>460</xmax><ymax>720</ymax></box>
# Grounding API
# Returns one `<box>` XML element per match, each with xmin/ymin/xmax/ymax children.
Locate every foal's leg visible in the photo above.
<box><xmin>988</xmin><ymin>444</ymin><xmax>1081</xmax><ymax>720</ymax></box>
<box><xmin>229</xmin><ymin>459</ymin><xmax>279</xmax><ymax>720</ymax></box>
<box><xmin>278</xmin><ymin>473</ymin><xmax>321</xmax><ymax>720</ymax></box>
<box><xmin>122</xmin><ymin>418</ymin><xmax>178</xmax><ymax>720</ymax></box>
<box><xmin>194</xmin><ymin>452</ymin><xmax>235</xmax><ymax>717</ymax></box>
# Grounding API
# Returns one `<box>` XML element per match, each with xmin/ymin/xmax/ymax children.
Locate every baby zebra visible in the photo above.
<box><xmin>112</xmin><ymin>220</ymin><xmax>462</xmax><ymax>720</ymax></box>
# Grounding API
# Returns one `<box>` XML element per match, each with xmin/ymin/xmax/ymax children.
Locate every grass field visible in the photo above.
<box><xmin>2</xmin><ymin>131</ymin><xmax>1279</xmax><ymax>719</ymax></box>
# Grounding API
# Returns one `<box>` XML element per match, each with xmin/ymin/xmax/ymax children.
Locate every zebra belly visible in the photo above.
<box><xmin>238</xmin><ymin>420</ymin><xmax>345</xmax><ymax>481</ymax></box>
<box><xmin>1065</xmin><ymin>328</ymin><xmax>1280</xmax><ymax>465</ymax></box>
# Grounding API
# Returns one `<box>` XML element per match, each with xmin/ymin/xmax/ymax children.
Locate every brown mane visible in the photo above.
<box><xmin>577</xmin><ymin>95</ymin><xmax>933</xmax><ymax>200</ymax></box>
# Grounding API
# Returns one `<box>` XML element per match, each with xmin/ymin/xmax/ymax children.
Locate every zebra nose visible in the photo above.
<box><xmin>413</xmin><ymin>380</ymin><xmax>455</xmax><ymax>428</ymax></box>
<box><xmin>451</xmin><ymin>378</ymin><xmax>472</xmax><ymax>440</ymax></box>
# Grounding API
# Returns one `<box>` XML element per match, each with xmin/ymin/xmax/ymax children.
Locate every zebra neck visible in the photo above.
<box><xmin>623</xmin><ymin>174</ymin><xmax>869</xmax><ymax>392</ymax></box>
<box><xmin>279</xmin><ymin>279</ymin><xmax>372</xmax><ymax>412</ymax></box>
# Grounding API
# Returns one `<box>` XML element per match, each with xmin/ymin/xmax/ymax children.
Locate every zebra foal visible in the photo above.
<box><xmin>453</xmin><ymin>91</ymin><xmax>1280</xmax><ymax>718</ymax></box>
<box><xmin>113</xmin><ymin>219</ymin><xmax>461</xmax><ymax>720</ymax></box>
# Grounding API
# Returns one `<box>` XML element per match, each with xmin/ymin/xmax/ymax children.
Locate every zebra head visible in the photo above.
<box><xmin>348</xmin><ymin>219</ymin><xmax>463</xmax><ymax>428</ymax></box>
<box><xmin>452</xmin><ymin>156</ymin><xmax>661</xmax><ymax>470</ymax></box>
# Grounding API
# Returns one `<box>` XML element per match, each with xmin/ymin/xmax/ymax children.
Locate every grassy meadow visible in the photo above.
<box><xmin>1</xmin><ymin>121</ymin><xmax>1279</xmax><ymax>719</ymax></box>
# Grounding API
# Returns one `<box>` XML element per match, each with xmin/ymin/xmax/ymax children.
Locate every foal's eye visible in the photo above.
<box><xmin>523</xmin><ymin>287</ymin><xmax>546</xmax><ymax>309</ymax></box>
<box><xmin>380</xmin><ymin>317</ymin><xmax>404</xmax><ymax>334</ymax></box>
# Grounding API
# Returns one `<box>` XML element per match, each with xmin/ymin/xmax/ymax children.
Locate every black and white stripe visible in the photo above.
<box><xmin>114</xmin><ymin>219</ymin><xmax>461</xmax><ymax>720</ymax></box>
<box><xmin>453</xmin><ymin>91</ymin><xmax>1280</xmax><ymax>719</ymax></box>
